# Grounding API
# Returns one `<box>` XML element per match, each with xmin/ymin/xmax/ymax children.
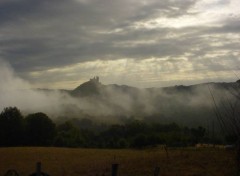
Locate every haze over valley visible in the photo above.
<box><xmin>1</xmin><ymin>60</ymin><xmax>239</xmax><ymax>128</ymax></box>
<box><xmin>1</xmin><ymin>1</ymin><xmax>240</xmax><ymax>175</ymax></box>
<box><xmin>0</xmin><ymin>0</ymin><xmax>240</xmax><ymax>127</ymax></box>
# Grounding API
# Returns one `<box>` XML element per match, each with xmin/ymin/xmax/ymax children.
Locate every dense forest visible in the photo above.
<box><xmin>0</xmin><ymin>107</ymin><xmax>236</xmax><ymax>148</ymax></box>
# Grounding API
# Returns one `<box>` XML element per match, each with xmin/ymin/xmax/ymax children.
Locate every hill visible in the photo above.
<box><xmin>62</xmin><ymin>77</ymin><xmax>240</xmax><ymax>127</ymax></box>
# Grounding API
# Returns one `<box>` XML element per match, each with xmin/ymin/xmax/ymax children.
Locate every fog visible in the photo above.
<box><xmin>0</xmin><ymin>59</ymin><xmax>238</xmax><ymax>126</ymax></box>
<box><xmin>0</xmin><ymin>59</ymin><xmax>77</xmax><ymax>117</ymax></box>
<box><xmin>0</xmin><ymin>59</ymin><xmax>137</xmax><ymax>121</ymax></box>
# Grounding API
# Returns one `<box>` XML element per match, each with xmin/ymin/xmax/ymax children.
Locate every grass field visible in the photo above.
<box><xmin>0</xmin><ymin>147</ymin><xmax>237</xmax><ymax>176</ymax></box>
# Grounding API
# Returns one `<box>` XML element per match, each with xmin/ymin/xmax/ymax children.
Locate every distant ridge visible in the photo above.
<box><xmin>71</xmin><ymin>76</ymin><xmax>139</xmax><ymax>97</ymax></box>
<box><xmin>70</xmin><ymin>77</ymin><xmax>240</xmax><ymax>98</ymax></box>
<box><xmin>32</xmin><ymin>78</ymin><xmax>240</xmax><ymax>127</ymax></box>
<box><xmin>71</xmin><ymin>76</ymin><xmax>102</xmax><ymax>96</ymax></box>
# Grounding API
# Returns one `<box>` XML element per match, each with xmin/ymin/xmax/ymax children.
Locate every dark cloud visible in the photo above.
<box><xmin>0</xmin><ymin>0</ymin><xmax>239</xmax><ymax>88</ymax></box>
<box><xmin>0</xmin><ymin>0</ymin><xmax>197</xmax><ymax>69</ymax></box>
<box><xmin>212</xmin><ymin>19</ymin><xmax>240</xmax><ymax>34</ymax></box>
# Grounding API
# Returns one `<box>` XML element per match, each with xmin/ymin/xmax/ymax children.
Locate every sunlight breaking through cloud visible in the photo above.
<box><xmin>0</xmin><ymin>0</ymin><xmax>239</xmax><ymax>89</ymax></box>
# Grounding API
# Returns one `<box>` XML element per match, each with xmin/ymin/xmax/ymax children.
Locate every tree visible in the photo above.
<box><xmin>54</xmin><ymin>121</ymin><xmax>84</xmax><ymax>147</ymax></box>
<box><xmin>0</xmin><ymin>107</ymin><xmax>24</xmax><ymax>146</ymax></box>
<box><xmin>209</xmin><ymin>80</ymin><xmax>240</xmax><ymax>173</ymax></box>
<box><xmin>209</xmin><ymin>81</ymin><xmax>240</xmax><ymax>138</ymax></box>
<box><xmin>24</xmin><ymin>112</ymin><xmax>56</xmax><ymax>146</ymax></box>
<box><xmin>131</xmin><ymin>134</ymin><xmax>148</xmax><ymax>148</ymax></box>
<box><xmin>190</xmin><ymin>126</ymin><xmax>206</xmax><ymax>144</ymax></box>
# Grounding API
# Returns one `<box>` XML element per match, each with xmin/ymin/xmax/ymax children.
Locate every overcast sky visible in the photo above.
<box><xmin>0</xmin><ymin>0</ymin><xmax>239</xmax><ymax>89</ymax></box>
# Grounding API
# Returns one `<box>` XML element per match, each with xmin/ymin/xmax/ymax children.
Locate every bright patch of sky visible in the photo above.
<box><xmin>0</xmin><ymin>0</ymin><xmax>239</xmax><ymax>89</ymax></box>
<box><xmin>134</xmin><ymin>0</ymin><xmax>240</xmax><ymax>29</ymax></box>
<box><xmin>27</xmin><ymin>56</ymin><xmax>238</xmax><ymax>89</ymax></box>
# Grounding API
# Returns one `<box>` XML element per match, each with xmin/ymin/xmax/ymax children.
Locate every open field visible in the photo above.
<box><xmin>0</xmin><ymin>147</ymin><xmax>236</xmax><ymax>176</ymax></box>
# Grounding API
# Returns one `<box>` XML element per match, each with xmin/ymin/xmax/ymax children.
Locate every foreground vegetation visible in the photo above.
<box><xmin>0</xmin><ymin>107</ymin><xmax>237</xmax><ymax>175</ymax></box>
<box><xmin>0</xmin><ymin>107</ymin><xmax>235</xmax><ymax>148</ymax></box>
<box><xmin>0</xmin><ymin>147</ymin><xmax>236</xmax><ymax>176</ymax></box>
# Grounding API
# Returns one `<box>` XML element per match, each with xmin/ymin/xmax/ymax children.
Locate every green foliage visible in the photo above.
<box><xmin>190</xmin><ymin>126</ymin><xmax>206</xmax><ymax>144</ymax></box>
<box><xmin>117</xmin><ymin>138</ymin><xmax>128</xmax><ymax>148</ymax></box>
<box><xmin>0</xmin><ymin>107</ymin><xmax>24</xmax><ymax>146</ymax></box>
<box><xmin>131</xmin><ymin>134</ymin><xmax>148</xmax><ymax>148</ymax></box>
<box><xmin>54</xmin><ymin>121</ymin><xmax>85</xmax><ymax>147</ymax></box>
<box><xmin>225</xmin><ymin>134</ymin><xmax>238</xmax><ymax>144</ymax></box>
<box><xmin>24</xmin><ymin>112</ymin><xmax>56</xmax><ymax>146</ymax></box>
<box><xmin>0</xmin><ymin>107</ymin><xmax>217</xmax><ymax>148</ymax></box>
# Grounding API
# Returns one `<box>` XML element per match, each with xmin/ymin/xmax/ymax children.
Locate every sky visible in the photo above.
<box><xmin>0</xmin><ymin>0</ymin><xmax>240</xmax><ymax>89</ymax></box>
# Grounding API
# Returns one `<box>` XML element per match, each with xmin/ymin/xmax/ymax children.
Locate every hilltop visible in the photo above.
<box><xmin>70</xmin><ymin>77</ymin><xmax>240</xmax><ymax>98</ymax></box>
<box><xmin>58</xmin><ymin>77</ymin><xmax>240</xmax><ymax>127</ymax></box>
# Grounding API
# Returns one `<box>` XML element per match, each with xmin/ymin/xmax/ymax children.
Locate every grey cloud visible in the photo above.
<box><xmin>0</xmin><ymin>0</ymin><xmax>239</xmax><ymax>87</ymax></box>
<box><xmin>203</xmin><ymin>18</ymin><xmax>240</xmax><ymax>34</ymax></box>
<box><xmin>0</xmin><ymin>0</ymin><xmax>42</xmax><ymax>25</ymax></box>
<box><xmin>0</xmin><ymin>0</ymin><xmax>198</xmax><ymax>71</ymax></box>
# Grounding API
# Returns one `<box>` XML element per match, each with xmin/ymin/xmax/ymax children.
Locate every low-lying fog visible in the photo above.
<box><xmin>0</xmin><ymin>59</ymin><xmax>239</xmax><ymax>127</ymax></box>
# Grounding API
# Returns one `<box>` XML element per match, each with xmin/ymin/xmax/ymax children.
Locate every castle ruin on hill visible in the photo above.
<box><xmin>90</xmin><ymin>76</ymin><xmax>100</xmax><ymax>83</ymax></box>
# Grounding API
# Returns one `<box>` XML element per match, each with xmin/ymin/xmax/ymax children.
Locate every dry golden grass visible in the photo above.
<box><xmin>0</xmin><ymin>147</ymin><xmax>236</xmax><ymax>176</ymax></box>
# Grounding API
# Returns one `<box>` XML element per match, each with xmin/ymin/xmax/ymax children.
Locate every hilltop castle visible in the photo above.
<box><xmin>90</xmin><ymin>76</ymin><xmax>100</xmax><ymax>83</ymax></box>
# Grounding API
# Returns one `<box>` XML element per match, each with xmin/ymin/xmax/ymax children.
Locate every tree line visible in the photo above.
<box><xmin>0</xmin><ymin>107</ymin><xmax>235</xmax><ymax>148</ymax></box>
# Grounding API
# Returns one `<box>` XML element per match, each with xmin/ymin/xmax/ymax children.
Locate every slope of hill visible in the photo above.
<box><xmin>66</xmin><ymin>77</ymin><xmax>239</xmax><ymax>126</ymax></box>
<box><xmin>71</xmin><ymin>77</ymin><xmax>103</xmax><ymax>97</ymax></box>
<box><xmin>71</xmin><ymin>76</ymin><xmax>139</xmax><ymax>97</ymax></box>
<box><xmin>71</xmin><ymin>77</ymin><xmax>240</xmax><ymax>98</ymax></box>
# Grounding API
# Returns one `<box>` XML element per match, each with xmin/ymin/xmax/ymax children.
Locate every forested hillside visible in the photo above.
<box><xmin>0</xmin><ymin>107</ymin><xmax>236</xmax><ymax>148</ymax></box>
